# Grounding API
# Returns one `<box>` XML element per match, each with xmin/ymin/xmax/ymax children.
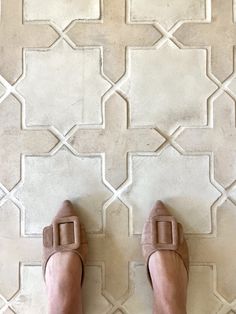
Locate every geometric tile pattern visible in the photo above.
<box><xmin>121</xmin><ymin>146</ymin><xmax>220</xmax><ymax>234</ymax></box>
<box><xmin>0</xmin><ymin>0</ymin><xmax>58</xmax><ymax>84</ymax></box>
<box><xmin>16</xmin><ymin>41</ymin><xmax>111</xmax><ymax>134</ymax></box>
<box><xmin>24</xmin><ymin>0</ymin><xmax>100</xmax><ymax>29</ymax></box>
<box><xmin>67</xmin><ymin>0</ymin><xmax>161</xmax><ymax>82</ymax></box>
<box><xmin>130</xmin><ymin>0</ymin><xmax>206</xmax><ymax>30</ymax></box>
<box><xmin>1</xmin><ymin>0</ymin><xmax>236</xmax><ymax>313</ymax></box>
<box><xmin>174</xmin><ymin>0</ymin><xmax>236</xmax><ymax>82</ymax></box>
<box><xmin>69</xmin><ymin>93</ymin><xmax>164</xmax><ymax>188</ymax></box>
<box><xmin>177</xmin><ymin>92</ymin><xmax>236</xmax><ymax>188</ymax></box>
<box><xmin>121</xmin><ymin>40</ymin><xmax>217</xmax><ymax>135</ymax></box>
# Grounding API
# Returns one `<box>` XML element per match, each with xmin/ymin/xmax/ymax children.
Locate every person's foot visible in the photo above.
<box><xmin>43</xmin><ymin>200</ymin><xmax>88</xmax><ymax>314</ymax></box>
<box><xmin>141</xmin><ymin>201</ymin><xmax>189</xmax><ymax>314</ymax></box>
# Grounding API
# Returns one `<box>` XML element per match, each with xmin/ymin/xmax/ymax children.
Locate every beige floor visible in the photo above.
<box><xmin>0</xmin><ymin>0</ymin><xmax>236</xmax><ymax>313</ymax></box>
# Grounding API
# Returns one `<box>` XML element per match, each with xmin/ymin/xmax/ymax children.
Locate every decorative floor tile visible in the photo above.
<box><xmin>0</xmin><ymin>95</ymin><xmax>58</xmax><ymax>190</ymax></box>
<box><xmin>15</xmin><ymin>148</ymin><xmax>111</xmax><ymax>234</ymax></box>
<box><xmin>187</xmin><ymin>266</ymin><xmax>223</xmax><ymax>314</ymax></box>
<box><xmin>0</xmin><ymin>201</ymin><xmax>41</xmax><ymax>301</ymax></box>
<box><xmin>189</xmin><ymin>200</ymin><xmax>236</xmax><ymax>302</ymax></box>
<box><xmin>82</xmin><ymin>266</ymin><xmax>112</xmax><ymax>314</ymax></box>
<box><xmin>174</xmin><ymin>0</ymin><xmax>236</xmax><ymax>82</ymax></box>
<box><xmin>17</xmin><ymin>41</ymin><xmax>111</xmax><ymax>134</ymax></box>
<box><xmin>177</xmin><ymin>92</ymin><xmax>236</xmax><ymax>188</ymax></box>
<box><xmin>121</xmin><ymin>41</ymin><xmax>216</xmax><ymax>134</ymax></box>
<box><xmin>121</xmin><ymin>146</ymin><xmax>220</xmax><ymax>234</ymax></box>
<box><xmin>130</xmin><ymin>0</ymin><xmax>205</xmax><ymax>30</ymax></box>
<box><xmin>67</xmin><ymin>0</ymin><xmax>161</xmax><ymax>83</ymax></box>
<box><xmin>69</xmin><ymin>93</ymin><xmax>164</xmax><ymax>188</ymax></box>
<box><xmin>1</xmin><ymin>0</ymin><xmax>235</xmax><ymax>312</ymax></box>
<box><xmin>0</xmin><ymin>0</ymin><xmax>58</xmax><ymax>84</ymax></box>
<box><xmin>87</xmin><ymin>200</ymin><xmax>142</xmax><ymax>300</ymax></box>
<box><xmin>10</xmin><ymin>265</ymin><xmax>47</xmax><ymax>314</ymax></box>
<box><xmin>123</xmin><ymin>264</ymin><xmax>152</xmax><ymax>314</ymax></box>
<box><xmin>0</xmin><ymin>83</ymin><xmax>6</xmax><ymax>97</ymax></box>
<box><xmin>24</xmin><ymin>0</ymin><xmax>100</xmax><ymax>29</ymax></box>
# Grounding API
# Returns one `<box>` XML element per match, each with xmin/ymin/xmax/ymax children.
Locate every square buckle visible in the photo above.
<box><xmin>151</xmin><ymin>215</ymin><xmax>178</xmax><ymax>250</ymax></box>
<box><xmin>53</xmin><ymin>216</ymin><xmax>80</xmax><ymax>250</ymax></box>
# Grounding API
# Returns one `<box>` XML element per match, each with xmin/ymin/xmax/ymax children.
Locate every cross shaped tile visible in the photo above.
<box><xmin>69</xmin><ymin>93</ymin><xmax>164</xmax><ymax>189</ymax></box>
<box><xmin>188</xmin><ymin>199</ymin><xmax>236</xmax><ymax>302</ymax></box>
<box><xmin>173</xmin><ymin>0</ymin><xmax>236</xmax><ymax>82</ymax></box>
<box><xmin>87</xmin><ymin>200</ymin><xmax>143</xmax><ymax>300</ymax></box>
<box><xmin>177</xmin><ymin>92</ymin><xmax>236</xmax><ymax>188</ymax></box>
<box><xmin>0</xmin><ymin>201</ymin><xmax>41</xmax><ymax>301</ymax></box>
<box><xmin>0</xmin><ymin>95</ymin><xmax>58</xmax><ymax>190</ymax></box>
<box><xmin>0</xmin><ymin>0</ymin><xmax>58</xmax><ymax>83</ymax></box>
<box><xmin>67</xmin><ymin>0</ymin><xmax>161</xmax><ymax>82</ymax></box>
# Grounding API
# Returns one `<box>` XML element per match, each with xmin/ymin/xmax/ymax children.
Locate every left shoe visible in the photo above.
<box><xmin>42</xmin><ymin>200</ymin><xmax>88</xmax><ymax>286</ymax></box>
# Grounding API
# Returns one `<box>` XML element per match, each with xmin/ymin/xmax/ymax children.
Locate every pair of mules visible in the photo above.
<box><xmin>42</xmin><ymin>200</ymin><xmax>189</xmax><ymax>288</ymax></box>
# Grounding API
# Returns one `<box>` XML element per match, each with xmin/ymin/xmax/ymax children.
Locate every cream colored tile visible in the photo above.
<box><xmin>15</xmin><ymin>148</ymin><xmax>111</xmax><ymax>234</ymax></box>
<box><xmin>67</xmin><ymin>0</ymin><xmax>161</xmax><ymax>82</ymax></box>
<box><xmin>131</xmin><ymin>0</ymin><xmax>205</xmax><ymax>30</ymax></box>
<box><xmin>82</xmin><ymin>266</ymin><xmax>112</xmax><ymax>314</ymax></box>
<box><xmin>121</xmin><ymin>146</ymin><xmax>220</xmax><ymax>234</ymax></box>
<box><xmin>24</xmin><ymin>0</ymin><xmax>100</xmax><ymax>29</ymax></box>
<box><xmin>69</xmin><ymin>93</ymin><xmax>164</xmax><ymax>189</ymax></box>
<box><xmin>0</xmin><ymin>201</ymin><xmax>41</xmax><ymax>301</ymax></box>
<box><xmin>0</xmin><ymin>95</ymin><xmax>58</xmax><ymax>190</ymax></box>
<box><xmin>0</xmin><ymin>0</ymin><xmax>58</xmax><ymax>84</ymax></box>
<box><xmin>174</xmin><ymin>0</ymin><xmax>236</xmax><ymax>82</ymax></box>
<box><xmin>187</xmin><ymin>266</ymin><xmax>223</xmax><ymax>314</ymax></box>
<box><xmin>17</xmin><ymin>41</ymin><xmax>111</xmax><ymax>134</ymax></box>
<box><xmin>2</xmin><ymin>308</ymin><xmax>15</xmax><ymax>314</ymax></box>
<box><xmin>189</xmin><ymin>200</ymin><xmax>236</xmax><ymax>302</ymax></box>
<box><xmin>0</xmin><ymin>83</ymin><xmax>6</xmax><ymax>97</ymax></box>
<box><xmin>177</xmin><ymin>92</ymin><xmax>236</xmax><ymax>188</ymax></box>
<box><xmin>121</xmin><ymin>41</ymin><xmax>216</xmax><ymax>134</ymax></box>
<box><xmin>87</xmin><ymin>200</ymin><xmax>142</xmax><ymax>300</ymax></box>
<box><xmin>229</xmin><ymin>188</ymin><xmax>236</xmax><ymax>203</ymax></box>
<box><xmin>124</xmin><ymin>264</ymin><xmax>152</xmax><ymax>314</ymax></box>
<box><xmin>10</xmin><ymin>265</ymin><xmax>47</xmax><ymax>314</ymax></box>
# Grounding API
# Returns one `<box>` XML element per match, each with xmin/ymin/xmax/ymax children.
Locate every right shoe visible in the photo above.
<box><xmin>141</xmin><ymin>200</ymin><xmax>189</xmax><ymax>288</ymax></box>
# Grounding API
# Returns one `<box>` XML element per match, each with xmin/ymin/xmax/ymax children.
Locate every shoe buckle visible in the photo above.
<box><xmin>53</xmin><ymin>216</ymin><xmax>80</xmax><ymax>250</ymax></box>
<box><xmin>152</xmin><ymin>215</ymin><xmax>178</xmax><ymax>250</ymax></box>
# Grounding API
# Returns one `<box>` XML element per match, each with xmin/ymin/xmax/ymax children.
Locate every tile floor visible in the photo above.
<box><xmin>0</xmin><ymin>0</ymin><xmax>236</xmax><ymax>313</ymax></box>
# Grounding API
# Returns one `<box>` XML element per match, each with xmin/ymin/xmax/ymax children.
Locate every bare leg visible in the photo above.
<box><xmin>45</xmin><ymin>252</ymin><xmax>83</xmax><ymax>314</ymax></box>
<box><xmin>149</xmin><ymin>251</ymin><xmax>188</xmax><ymax>314</ymax></box>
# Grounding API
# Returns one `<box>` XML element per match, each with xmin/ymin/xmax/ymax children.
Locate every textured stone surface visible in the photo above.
<box><xmin>174</xmin><ymin>0</ymin><xmax>236</xmax><ymax>82</ymax></box>
<box><xmin>0</xmin><ymin>0</ymin><xmax>58</xmax><ymax>84</ymax></box>
<box><xmin>67</xmin><ymin>0</ymin><xmax>161</xmax><ymax>82</ymax></box>
<box><xmin>69</xmin><ymin>93</ymin><xmax>164</xmax><ymax>188</ymax></box>
<box><xmin>0</xmin><ymin>201</ymin><xmax>41</xmax><ymax>301</ymax></box>
<box><xmin>0</xmin><ymin>95</ymin><xmax>58</xmax><ymax>190</ymax></box>
<box><xmin>177</xmin><ymin>92</ymin><xmax>236</xmax><ymax>188</ymax></box>
<box><xmin>121</xmin><ymin>41</ymin><xmax>216</xmax><ymax>134</ymax></box>
<box><xmin>10</xmin><ymin>265</ymin><xmax>47</xmax><ymax>314</ymax></box>
<box><xmin>1</xmin><ymin>0</ymin><xmax>235</xmax><ymax>312</ymax></box>
<box><xmin>82</xmin><ymin>266</ymin><xmax>112</xmax><ymax>313</ymax></box>
<box><xmin>187</xmin><ymin>266</ymin><xmax>223</xmax><ymax>314</ymax></box>
<box><xmin>121</xmin><ymin>146</ymin><xmax>220</xmax><ymax>234</ymax></box>
<box><xmin>0</xmin><ymin>83</ymin><xmax>6</xmax><ymax>97</ymax></box>
<box><xmin>24</xmin><ymin>0</ymin><xmax>100</xmax><ymax>29</ymax></box>
<box><xmin>15</xmin><ymin>149</ymin><xmax>111</xmax><ymax>234</ymax></box>
<box><xmin>87</xmin><ymin>200</ymin><xmax>142</xmax><ymax>300</ymax></box>
<box><xmin>189</xmin><ymin>200</ymin><xmax>236</xmax><ymax>302</ymax></box>
<box><xmin>17</xmin><ymin>41</ymin><xmax>111</xmax><ymax>134</ymax></box>
<box><xmin>130</xmin><ymin>0</ymin><xmax>205</xmax><ymax>30</ymax></box>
